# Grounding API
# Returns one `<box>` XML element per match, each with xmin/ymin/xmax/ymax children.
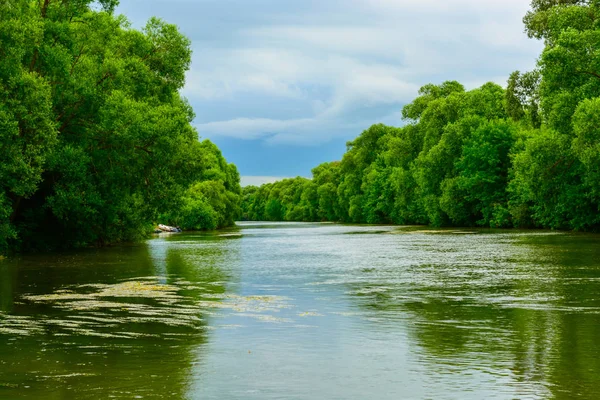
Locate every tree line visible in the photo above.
<box><xmin>0</xmin><ymin>0</ymin><xmax>240</xmax><ymax>254</ymax></box>
<box><xmin>242</xmin><ymin>1</ymin><xmax>600</xmax><ymax>231</ymax></box>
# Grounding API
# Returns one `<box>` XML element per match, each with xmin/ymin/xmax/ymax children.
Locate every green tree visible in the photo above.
<box><xmin>509</xmin><ymin>129</ymin><xmax>593</xmax><ymax>229</ymax></box>
<box><xmin>0</xmin><ymin>1</ymin><xmax>240</xmax><ymax>253</ymax></box>
<box><xmin>505</xmin><ymin>70</ymin><xmax>542</xmax><ymax>128</ymax></box>
<box><xmin>442</xmin><ymin>121</ymin><xmax>518</xmax><ymax>227</ymax></box>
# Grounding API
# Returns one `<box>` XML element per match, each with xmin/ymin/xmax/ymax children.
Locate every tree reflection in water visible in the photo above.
<box><xmin>346</xmin><ymin>232</ymin><xmax>600</xmax><ymax>399</ymax></box>
<box><xmin>0</xmin><ymin>234</ymin><xmax>240</xmax><ymax>399</ymax></box>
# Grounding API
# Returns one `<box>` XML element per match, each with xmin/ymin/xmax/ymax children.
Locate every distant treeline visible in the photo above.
<box><xmin>242</xmin><ymin>1</ymin><xmax>600</xmax><ymax>231</ymax></box>
<box><xmin>0</xmin><ymin>1</ymin><xmax>240</xmax><ymax>253</ymax></box>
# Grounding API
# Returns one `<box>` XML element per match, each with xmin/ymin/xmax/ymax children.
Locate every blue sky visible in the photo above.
<box><xmin>116</xmin><ymin>0</ymin><xmax>543</xmax><ymax>186</ymax></box>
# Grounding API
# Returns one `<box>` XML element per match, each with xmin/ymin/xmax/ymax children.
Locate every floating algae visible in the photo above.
<box><xmin>234</xmin><ymin>313</ymin><xmax>293</xmax><ymax>323</ymax></box>
<box><xmin>200</xmin><ymin>294</ymin><xmax>292</xmax><ymax>313</ymax></box>
<box><xmin>298</xmin><ymin>311</ymin><xmax>324</xmax><ymax>317</ymax></box>
<box><xmin>25</xmin><ymin>280</ymin><xmax>181</xmax><ymax>303</ymax></box>
<box><xmin>10</xmin><ymin>277</ymin><xmax>298</xmax><ymax>339</ymax></box>
<box><xmin>14</xmin><ymin>278</ymin><xmax>208</xmax><ymax>338</ymax></box>
<box><xmin>0</xmin><ymin>313</ymin><xmax>44</xmax><ymax>336</ymax></box>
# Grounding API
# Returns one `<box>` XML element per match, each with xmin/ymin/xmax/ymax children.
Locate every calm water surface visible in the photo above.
<box><xmin>1</xmin><ymin>222</ymin><xmax>600</xmax><ymax>399</ymax></box>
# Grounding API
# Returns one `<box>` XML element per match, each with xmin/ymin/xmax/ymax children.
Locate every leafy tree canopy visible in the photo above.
<box><xmin>0</xmin><ymin>0</ymin><xmax>240</xmax><ymax>254</ymax></box>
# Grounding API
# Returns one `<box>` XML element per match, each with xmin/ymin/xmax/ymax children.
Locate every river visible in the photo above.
<box><xmin>1</xmin><ymin>222</ymin><xmax>599</xmax><ymax>399</ymax></box>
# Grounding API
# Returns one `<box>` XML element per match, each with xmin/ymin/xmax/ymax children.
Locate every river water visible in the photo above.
<box><xmin>1</xmin><ymin>222</ymin><xmax>599</xmax><ymax>399</ymax></box>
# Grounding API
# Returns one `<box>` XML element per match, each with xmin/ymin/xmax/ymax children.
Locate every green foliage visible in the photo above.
<box><xmin>523</xmin><ymin>0</ymin><xmax>589</xmax><ymax>41</ymax></box>
<box><xmin>447</xmin><ymin>120</ymin><xmax>518</xmax><ymax>227</ymax></box>
<box><xmin>572</xmin><ymin>98</ymin><xmax>600</xmax><ymax>206</ymax></box>
<box><xmin>505</xmin><ymin>70</ymin><xmax>542</xmax><ymax>128</ymax></box>
<box><xmin>0</xmin><ymin>1</ymin><xmax>240</xmax><ymax>254</ymax></box>
<box><xmin>509</xmin><ymin>129</ymin><xmax>595</xmax><ymax>230</ymax></box>
<box><xmin>530</xmin><ymin>0</ymin><xmax>600</xmax><ymax>134</ymax></box>
<box><xmin>241</xmin><ymin>177</ymin><xmax>318</xmax><ymax>222</ymax></box>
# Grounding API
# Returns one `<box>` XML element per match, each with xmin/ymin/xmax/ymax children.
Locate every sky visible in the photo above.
<box><xmin>116</xmin><ymin>0</ymin><xmax>543</xmax><ymax>186</ymax></box>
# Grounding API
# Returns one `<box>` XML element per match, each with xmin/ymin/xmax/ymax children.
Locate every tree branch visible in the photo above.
<box><xmin>135</xmin><ymin>145</ymin><xmax>153</xmax><ymax>155</ymax></box>
<box><xmin>576</xmin><ymin>69</ymin><xmax>600</xmax><ymax>80</ymax></box>
<box><xmin>96</xmin><ymin>71</ymin><xmax>114</xmax><ymax>87</ymax></box>
<box><xmin>41</xmin><ymin>0</ymin><xmax>50</xmax><ymax>17</ymax></box>
<box><xmin>70</xmin><ymin>44</ymin><xmax>86</xmax><ymax>75</ymax></box>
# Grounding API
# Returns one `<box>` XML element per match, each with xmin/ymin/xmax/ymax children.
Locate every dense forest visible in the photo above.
<box><xmin>0</xmin><ymin>0</ymin><xmax>240</xmax><ymax>254</ymax></box>
<box><xmin>242</xmin><ymin>0</ymin><xmax>600</xmax><ymax>231</ymax></box>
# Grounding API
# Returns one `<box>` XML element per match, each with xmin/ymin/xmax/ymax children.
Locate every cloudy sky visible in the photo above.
<box><xmin>116</xmin><ymin>0</ymin><xmax>543</xmax><ymax>186</ymax></box>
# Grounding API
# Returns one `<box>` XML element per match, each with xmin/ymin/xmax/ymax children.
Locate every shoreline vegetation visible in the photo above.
<box><xmin>241</xmin><ymin>1</ymin><xmax>600</xmax><ymax>233</ymax></box>
<box><xmin>0</xmin><ymin>0</ymin><xmax>240</xmax><ymax>255</ymax></box>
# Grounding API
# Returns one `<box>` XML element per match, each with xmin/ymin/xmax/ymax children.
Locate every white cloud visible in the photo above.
<box><xmin>162</xmin><ymin>0</ymin><xmax>543</xmax><ymax>145</ymax></box>
<box><xmin>196</xmin><ymin>113</ymin><xmax>361</xmax><ymax>145</ymax></box>
<box><xmin>197</xmin><ymin>117</ymin><xmax>313</xmax><ymax>141</ymax></box>
<box><xmin>182</xmin><ymin>57</ymin><xmax>303</xmax><ymax>100</ymax></box>
<box><xmin>193</xmin><ymin>52</ymin><xmax>421</xmax><ymax>144</ymax></box>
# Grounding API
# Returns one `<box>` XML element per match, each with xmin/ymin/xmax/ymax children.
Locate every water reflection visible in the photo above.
<box><xmin>0</xmin><ymin>261</ymin><xmax>16</xmax><ymax>313</ymax></box>
<box><xmin>0</xmin><ymin>236</ymin><xmax>240</xmax><ymax>399</ymax></box>
<box><xmin>344</xmin><ymin>230</ymin><xmax>600</xmax><ymax>399</ymax></box>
